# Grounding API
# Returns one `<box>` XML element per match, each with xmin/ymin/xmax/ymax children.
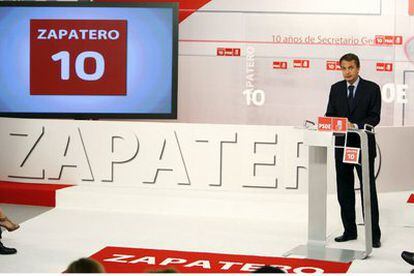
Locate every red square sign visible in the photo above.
<box><xmin>225</xmin><ymin>48</ymin><xmax>233</xmax><ymax>56</ymax></box>
<box><xmin>293</xmin><ymin>59</ymin><xmax>310</xmax><ymax>69</ymax></box>
<box><xmin>217</xmin><ymin>48</ymin><xmax>225</xmax><ymax>56</ymax></box>
<box><xmin>332</xmin><ymin>118</ymin><xmax>348</xmax><ymax>133</ymax></box>
<box><xmin>394</xmin><ymin>36</ymin><xmax>403</xmax><ymax>45</ymax></box>
<box><xmin>233</xmin><ymin>48</ymin><xmax>241</xmax><ymax>56</ymax></box>
<box><xmin>273</xmin><ymin>61</ymin><xmax>288</xmax><ymax>69</ymax></box>
<box><xmin>30</xmin><ymin>19</ymin><xmax>127</xmax><ymax>95</ymax></box>
<box><xmin>374</xmin><ymin>35</ymin><xmax>384</xmax><ymax>45</ymax></box>
<box><xmin>384</xmin><ymin>36</ymin><xmax>394</xmax><ymax>45</ymax></box>
<box><xmin>326</xmin><ymin>60</ymin><xmax>341</xmax><ymax>71</ymax></box>
<box><xmin>318</xmin><ymin>117</ymin><xmax>333</xmax><ymax>131</ymax></box>
<box><xmin>343</xmin><ymin>147</ymin><xmax>360</xmax><ymax>164</ymax></box>
<box><xmin>318</xmin><ymin>117</ymin><xmax>348</xmax><ymax>132</ymax></box>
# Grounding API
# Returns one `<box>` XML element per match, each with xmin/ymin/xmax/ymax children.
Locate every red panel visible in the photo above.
<box><xmin>410</xmin><ymin>0</ymin><xmax>414</xmax><ymax>15</ymax></box>
<box><xmin>326</xmin><ymin>60</ymin><xmax>341</xmax><ymax>71</ymax></box>
<box><xmin>30</xmin><ymin>20</ymin><xmax>127</xmax><ymax>95</ymax></box>
<box><xmin>0</xmin><ymin>181</ymin><xmax>72</xmax><ymax>207</ymax></box>
<box><xmin>318</xmin><ymin>116</ymin><xmax>333</xmax><ymax>131</ymax></box>
<box><xmin>93</xmin><ymin>0</ymin><xmax>212</xmax><ymax>23</ymax></box>
<box><xmin>408</xmin><ymin>194</ymin><xmax>414</xmax><ymax>204</ymax></box>
<box><xmin>90</xmin><ymin>246</ymin><xmax>351</xmax><ymax>273</ymax></box>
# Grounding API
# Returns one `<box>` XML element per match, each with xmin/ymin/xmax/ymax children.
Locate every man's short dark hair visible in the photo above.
<box><xmin>339</xmin><ymin>53</ymin><xmax>360</xmax><ymax>68</ymax></box>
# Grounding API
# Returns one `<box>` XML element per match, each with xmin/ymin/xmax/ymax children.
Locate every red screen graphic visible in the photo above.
<box><xmin>30</xmin><ymin>19</ymin><xmax>127</xmax><ymax>95</ymax></box>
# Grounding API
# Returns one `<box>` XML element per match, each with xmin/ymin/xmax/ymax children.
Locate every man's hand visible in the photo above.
<box><xmin>347</xmin><ymin>122</ymin><xmax>357</xmax><ymax>129</ymax></box>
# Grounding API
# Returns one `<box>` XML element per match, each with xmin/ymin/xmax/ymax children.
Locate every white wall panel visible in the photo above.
<box><xmin>177</xmin><ymin>0</ymin><xmax>413</xmax><ymax>126</ymax></box>
<box><xmin>202</xmin><ymin>0</ymin><xmax>381</xmax><ymax>14</ymax></box>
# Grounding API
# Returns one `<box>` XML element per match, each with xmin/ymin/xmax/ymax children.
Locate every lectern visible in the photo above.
<box><xmin>283</xmin><ymin>128</ymin><xmax>373</xmax><ymax>263</ymax></box>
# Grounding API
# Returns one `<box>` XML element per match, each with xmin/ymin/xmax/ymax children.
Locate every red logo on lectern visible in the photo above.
<box><xmin>318</xmin><ymin>117</ymin><xmax>333</xmax><ymax>131</ymax></box>
<box><xmin>318</xmin><ymin>117</ymin><xmax>348</xmax><ymax>133</ymax></box>
<box><xmin>343</xmin><ymin>147</ymin><xmax>360</xmax><ymax>164</ymax></box>
<box><xmin>30</xmin><ymin>19</ymin><xmax>127</xmax><ymax>95</ymax></box>
<box><xmin>332</xmin><ymin>118</ymin><xmax>347</xmax><ymax>133</ymax></box>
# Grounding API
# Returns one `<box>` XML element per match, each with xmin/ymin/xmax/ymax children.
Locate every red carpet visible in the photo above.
<box><xmin>0</xmin><ymin>181</ymin><xmax>72</xmax><ymax>207</ymax></box>
<box><xmin>90</xmin><ymin>247</ymin><xmax>351</xmax><ymax>273</ymax></box>
<box><xmin>408</xmin><ymin>194</ymin><xmax>414</xmax><ymax>204</ymax></box>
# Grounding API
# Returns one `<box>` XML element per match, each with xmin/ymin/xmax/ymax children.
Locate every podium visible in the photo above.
<box><xmin>283</xmin><ymin>128</ymin><xmax>373</xmax><ymax>263</ymax></box>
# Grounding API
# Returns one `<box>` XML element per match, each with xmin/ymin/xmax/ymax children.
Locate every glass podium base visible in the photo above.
<box><xmin>283</xmin><ymin>244</ymin><xmax>368</xmax><ymax>263</ymax></box>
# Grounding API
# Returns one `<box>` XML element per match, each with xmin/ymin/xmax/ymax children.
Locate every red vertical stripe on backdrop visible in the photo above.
<box><xmin>410</xmin><ymin>0</ymin><xmax>414</xmax><ymax>15</ymax></box>
<box><xmin>93</xmin><ymin>0</ymin><xmax>212</xmax><ymax>23</ymax></box>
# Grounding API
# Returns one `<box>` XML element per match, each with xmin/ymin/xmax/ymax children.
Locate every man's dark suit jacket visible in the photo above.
<box><xmin>326</xmin><ymin>77</ymin><xmax>382</xmax><ymax>158</ymax></box>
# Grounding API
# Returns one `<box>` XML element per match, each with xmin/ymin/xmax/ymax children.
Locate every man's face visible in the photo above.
<box><xmin>340</xmin><ymin>60</ymin><xmax>360</xmax><ymax>84</ymax></box>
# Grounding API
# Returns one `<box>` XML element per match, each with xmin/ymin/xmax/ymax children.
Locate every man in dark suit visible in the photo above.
<box><xmin>325</xmin><ymin>53</ymin><xmax>382</xmax><ymax>248</ymax></box>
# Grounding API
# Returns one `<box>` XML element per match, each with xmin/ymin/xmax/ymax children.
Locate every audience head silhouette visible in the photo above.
<box><xmin>64</xmin><ymin>258</ymin><xmax>105</xmax><ymax>273</ymax></box>
<box><xmin>253</xmin><ymin>265</ymin><xmax>285</xmax><ymax>273</ymax></box>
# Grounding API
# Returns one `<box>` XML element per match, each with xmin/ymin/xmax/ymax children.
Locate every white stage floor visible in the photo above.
<box><xmin>0</xmin><ymin>188</ymin><xmax>413</xmax><ymax>273</ymax></box>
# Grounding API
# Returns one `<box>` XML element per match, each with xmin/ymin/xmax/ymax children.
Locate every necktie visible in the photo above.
<box><xmin>348</xmin><ymin>85</ymin><xmax>355</xmax><ymax>110</ymax></box>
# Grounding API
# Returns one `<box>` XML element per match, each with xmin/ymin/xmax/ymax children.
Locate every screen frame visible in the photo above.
<box><xmin>0</xmin><ymin>1</ymin><xmax>178</xmax><ymax>120</ymax></box>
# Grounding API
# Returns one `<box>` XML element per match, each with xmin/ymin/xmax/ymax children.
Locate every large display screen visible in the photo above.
<box><xmin>0</xmin><ymin>1</ymin><xmax>178</xmax><ymax>119</ymax></box>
